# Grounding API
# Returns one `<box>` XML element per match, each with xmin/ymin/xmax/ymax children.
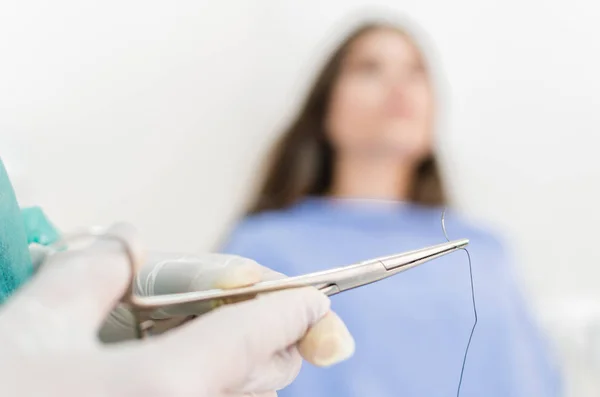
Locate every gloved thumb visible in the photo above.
<box><xmin>159</xmin><ymin>287</ymin><xmax>331</xmax><ymax>391</ymax></box>
<box><xmin>247</xmin><ymin>266</ymin><xmax>356</xmax><ymax>367</ymax></box>
<box><xmin>12</xmin><ymin>223</ymin><xmax>144</xmax><ymax>334</ymax></box>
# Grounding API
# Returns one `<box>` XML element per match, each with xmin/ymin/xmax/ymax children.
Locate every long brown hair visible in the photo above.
<box><xmin>247</xmin><ymin>22</ymin><xmax>447</xmax><ymax>215</ymax></box>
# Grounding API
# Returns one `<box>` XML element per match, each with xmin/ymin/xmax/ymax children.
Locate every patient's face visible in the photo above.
<box><xmin>326</xmin><ymin>28</ymin><xmax>434</xmax><ymax>161</ymax></box>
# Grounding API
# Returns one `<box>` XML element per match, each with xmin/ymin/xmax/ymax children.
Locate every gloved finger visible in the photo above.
<box><xmin>138</xmin><ymin>253</ymin><xmax>262</xmax><ymax>296</ymax></box>
<box><xmin>240</xmin><ymin>311</ymin><xmax>355</xmax><ymax>393</ymax></box>
<box><xmin>199</xmin><ymin>255</ymin><xmax>262</xmax><ymax>305</ymax></box>
<box><xmin>235</xmin><ymin>343</ymin><xmax>302</xmax><ymax>394</ymax></box>
<box><xmin>210</xmin><ymin>258</ymin><xmax>265</xmax><ymax>306</ymax></box>
<box><xmin>157</xmin><ymin>287</ymin><xmax>330</xmax><ymax>394</ymax></box>
<box><xmin>237</xmin><ymin>295</ymin><xmax>353</xmax><ymax>390</ymax></box>
<box><xmin>257</xmin><ymin>267</ymin><xmax>286</xmax><ymax>282</ymax></box>
<box><xmin>256</xmin><ymin>267</ymin><xmax>356</xmax><ymax>367</ymax></box>
<box><xmin>211</xmin><ymin>256</ymin><xmax>264</xmax><ymax>289</ymax></box>
<box><xmin>141</xmin><ymin>254</ymin><xmax>263</xmax><ymax>319</ymax></box>
<box><xmin>298</xmin><ymin>311</ymin><xmax>355</xmax><ymax>366</ymax></box>
<box><xmin>229</xmin><ymin>267</ymin><xmax>303</xmax><ymax>392</ymax></box>
<box><xmin>234</xmin><ymin>303</ymin><xmax>350</xmax><ymax>390</ymax></box>
<box><xmin>17</xmin><ymin>223</ymin><xmax>144</xmax><ymax>333</ymax></box>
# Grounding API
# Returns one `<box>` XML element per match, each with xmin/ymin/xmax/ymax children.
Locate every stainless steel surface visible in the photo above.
<box><xmin>378</xmin><ymin>239</ymin><xmax>469</xmax><ymax>270</ymax></box>
<box><xmin>320</xmin><ymin>238</ymin><xmax>469</xmax><ymax>294</ymax></box>
<box><xmin>129</xmin><ymin>239</ymin><xmax>469</xmax><ymax>312</ymax></box>
<box><xmin>52</xmin><ymin>229</ymin><xmax>468</xmax><ymax>339</ymax></box>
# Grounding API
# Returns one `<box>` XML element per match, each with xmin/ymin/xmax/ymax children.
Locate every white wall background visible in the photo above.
<box><xmin>1</xmin><ymin>1</ymin><xmax>599</xmax><ymax>395</ymax></box>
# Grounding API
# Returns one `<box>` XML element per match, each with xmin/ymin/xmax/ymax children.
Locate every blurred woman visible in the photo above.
<box><xmin>220</xmin><ymin>19</ymin><xmax>561</xmax><ymax>396</ymax></box>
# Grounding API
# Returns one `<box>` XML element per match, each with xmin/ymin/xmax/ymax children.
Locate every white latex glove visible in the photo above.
<box><xmin>100</xmin><ymin>251</ymin><xmax>354</xmax><ymax>368</ymax></box>
<box><xmin>2</xmin><ymin>223</ymin><xmax>354</xmax><ymax>397</ymax></box>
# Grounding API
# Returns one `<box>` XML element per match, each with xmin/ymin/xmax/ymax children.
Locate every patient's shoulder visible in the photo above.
<box><xmin>219</xmin><ymin>208</ymin><xmax>301</xmax><ymax>256</ymax></box>
<box><xmin>232</xmin><ymin>209</ymin><xmax>298</xmax><ymax>235</ymax></box>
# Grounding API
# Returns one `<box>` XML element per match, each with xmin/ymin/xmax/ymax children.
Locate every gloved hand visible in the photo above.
<box><xmin>102</xmin><ymin>251</ymin><xmax>354</xmax><ymax>368</ymax></box>
<box><xmin>12</xmin><ymin>223</ymin><xmax>354</xmax><ymax>396</ymax></box>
